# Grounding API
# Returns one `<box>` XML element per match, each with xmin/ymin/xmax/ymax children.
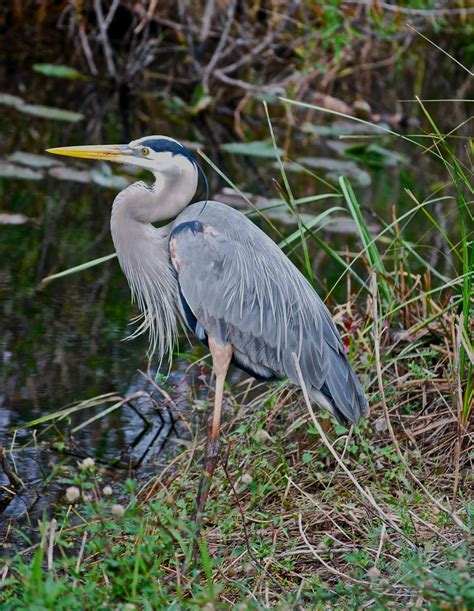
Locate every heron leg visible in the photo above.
<box><xmin>192</xmin><ymin>337</ymin><xmax>232</xmax><ymax>549</ymax></box>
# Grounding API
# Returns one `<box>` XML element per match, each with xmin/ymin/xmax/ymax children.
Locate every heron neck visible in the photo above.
<box><xmin>114</xmin><ymin>164</ymin><xmax>198</xmax><ymax>225</ymax></box>
<box><xmin>110</xmin><ymin>161</ymin><xmax>197</xmax><ymax>282</ymax></box>
<box><xmin>110</xmin><ymin>204</ymin><xmax>178</xmax><ymax>364</ymax></box>
<box><xmin>109</xmin><ymin>167</ymin><xmax>190</xmax><ymax>288</ymax></box>
<box><xmin>109</xmin><ymin>163</ymin><xmax>197</xmax><ymax>361</ymax></box>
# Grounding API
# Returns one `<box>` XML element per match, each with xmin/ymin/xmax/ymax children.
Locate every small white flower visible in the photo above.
<box><xmin>240</xmin><ymin>473</ymin><xmax>253</xmax><ymax>485</ymax></box>
<box><xmin>254</xmin><ymin>429</ymin><xmax>273</xmax><ymax>443</ymax></box>
<box><xmin>111</xmin><ymin>504</ymin><xmax>125</xmax><ymax>517</ymax></box>
<box><xmin>367</xmin><ymin>566</ymin><xmax>381</xmax><ymax>580</ymax></box>
<box><xmin>79</xmin><ymin>457</ymin><xmax>95</xmax><ymax>470</ymax></box>
<box><xmin>102</xmin><ymin>485</ymin><xmax>113</xmax><ymax>497</ymax></box>
<box><xmin>65</xmin><ymin>486</ymin><xmax>80</xmax><ymax>503</ymax></box>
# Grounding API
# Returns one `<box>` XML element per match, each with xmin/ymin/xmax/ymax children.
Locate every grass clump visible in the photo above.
<box><xmin>0</xmin><ymin>405</ymin><xmax>472</xmax><ymax>608</ymax></box>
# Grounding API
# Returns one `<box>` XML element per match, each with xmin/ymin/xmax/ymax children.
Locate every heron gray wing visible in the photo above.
<box><xmin>170</xmin><ymin>201</ymin><xmax>368</xmax><ymax>423</ymax></box>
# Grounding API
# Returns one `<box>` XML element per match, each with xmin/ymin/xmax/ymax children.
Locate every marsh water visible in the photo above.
<box><xmin>0</xmin><ymin>31</ymin><xmax>468</xmax><ymax>535</ymax></box>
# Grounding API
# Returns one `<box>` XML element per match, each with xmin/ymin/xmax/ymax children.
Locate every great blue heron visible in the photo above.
<box><xmin>48</xmin><ymin>135</ymin><xmax>368</xmax><ymax>522</ymax></box>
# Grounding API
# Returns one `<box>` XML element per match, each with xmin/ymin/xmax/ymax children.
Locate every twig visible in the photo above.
<box><xmin>199</xmin><ymin>0</ymin><xmax>216</xmax><ymax>44</ymax></box>
<box><xmin>218</xmin><ymin>31</ymin><xmax>274</xmax><ymax>75</ymax></box>
<box><xmin>94</xmin><ymin>0</ymin><xmax>117</xmax><ymax>79</ymax></box>
<box><xmin>287</xmin><ymin>476</ymin><xmax>353</xmax><ymax>541</ymax></box>
<box><xmin>375</xmin><ymin>523</ymin><xmax>386</xmax><ymax>565</ymax></box>
<box><xmin>407</xmin><ymin>510</ymin><xmax>453</xmax><ymax>545</ymax></box>
<box><xmin>370</xmin><ymin>273</ymin><xmax>467</xmax><ymax>531</ymax></box>
<box><xmin>135</xmin><ymin>0</ymin><xmax>159</xmax><ymax>34</ymax></box>
<box><xmin>323</xmin><ymin>428</ymin><xmax>354</xmax><ymax>494</ymax></box>
<box><xmin>78</xmin><ymin>23</ymin><xmax>98</xmax><ymax>76</ymax></box>
<box><xmin>1</xmin><ymin>562</ymin><xmax>9</xmax><ymax>583</ymax></box>
<box><xmin>103</xmin><ymin>0</ymin><xmax>120</xmax><ymax>30</ymax></box>
<box><xmin>0</xmin><ymin>446</ymin><xmax>23</xmax><ymax>489</ymax></box>
<box><xmin>452</xmin><ymin>315</ymin><xmax>464</xmax><ymax>508</ymax></box>
<box><xmin>202</xmin><ymin>0</ymin><xmax>237</xmax><ymax>91</ymax></box>
<box><xmin>47</xmin><ymin>519</ymin><xmax>57</xmax><ymax>571</ymax></box>
<box><xmin>75</xmin><ymin>531</ymin><xmax>88</xmax><ymax>573</ymax></box>
<box><xmin>138</xmin><ymin>369</ymin><xmax>178</xmax><ymax>411</ymax></box>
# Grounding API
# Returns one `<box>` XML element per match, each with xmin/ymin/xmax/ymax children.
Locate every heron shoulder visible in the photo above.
<box><xmin>173</xmin><ymin>201</ymin><xmax>254</xmax><ymax>232</ymax></box>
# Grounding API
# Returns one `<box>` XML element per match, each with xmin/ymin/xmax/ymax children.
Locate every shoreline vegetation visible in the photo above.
<box><xmin>0</xmin><ymin>1</ymin><xmax>473</xmax><ymax>608</ymax></box>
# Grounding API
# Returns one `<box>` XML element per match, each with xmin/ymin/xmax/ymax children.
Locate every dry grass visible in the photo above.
<box><xmin>122</xmin><ymin>267</ymin><xmax>472</xmax><ymax>606</ymax></box>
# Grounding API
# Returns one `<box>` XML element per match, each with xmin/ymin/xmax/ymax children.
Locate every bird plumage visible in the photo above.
<box><xmin>48</xmin><ymin>135</ymin><xmax>368</xmax><ymax>425</ymax></box>
<box><xmin>170</xmin><ymin>201</ymin><xmax>368</xmax><ymax>424</ymax></box>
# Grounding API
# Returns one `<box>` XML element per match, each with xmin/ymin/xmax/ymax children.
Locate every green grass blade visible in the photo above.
<box><xmin>339</xmin><ymin>176</ymin><xmax>391</xmax><ymax>302</ymax></box>
<box><xmin>277</xmin><ymin>206</ymin><xmax>346</xmax><ymax>249</ymax></box>
<box><xmin>40</xmin><ymin>253</ymin><xmax>117</xmax><ymax>285</ymax></box>
<box><xmin>407</xmin><ymin>25</ymin><xmax>474</xmax><ymax>76</ymax></box>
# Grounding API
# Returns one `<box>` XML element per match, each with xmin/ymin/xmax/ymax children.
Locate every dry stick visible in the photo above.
<box><xmin>452</xmin><ymin>316</ymin><xmax>464</xmax><ymax>508</ymax></box>
<box><xmin>323</xmin><ymin>427</ymin><xmax>354</xmax><ymax>495</ymax></box>
<box><xmin>73</xmin><ymin>530</ymin><xmax>88</xmax><ymax>575</ymax></box>
<box><xmin>291</xmin><ymin>353</ymin><xmax>416</xmax><ymax>548</ymax></box>
<box><xmin>407</xmin><ymin>510</ymin><xmax>453</xmax><ymax>545</ymax></box>
<box><xmin>199</xmin><ymin>0</ymin><xmax>216</xmax><ymax>44</ymax></box>
<box><xmin>138</xmin><ymin>369</ymin><xmax>179</xmax><ymax>411</ymax></box>
<box><xmin>94</xmin><ymin>0</ymin><xmax>117</xmax><ymax>79</ymax></box>
<box><xmin>0</xmin><ymin>446</ymin><xmax>23</xmax><ymax>489</ymax></box>
<box><xmin>202</xmin><ymin>0</ymin><xmax>237</xmax><ymax>90</ymax></box>
<box><xmin>103</xmin><ymin>0</ymin><xmax>120</xmax><ymax>31</ymax></box>
<box><xmin>218</xmin><ymin>30</ymin><xmax>274</xmax><ymax>76</ymax></box>
<box><xmin>454</xmin><ymin>315</ymin><xmax>465</xmax><ymax>421</ymax></box>
<box><xmin>135</xmin><ymin>0</ymin><xmax>159</xmax><ymax>33</ymax></box>
<box><xmin>1</xmin><ymin>563</ymin><xmax>9</xmax><ymax>583</ymax></box>
<box><xmin>370</xmin><ymin>273</ymin><xmax>467</xmax><ymax>531</ymax></box>
<box><xmin>9</xmin><ymin>429</ymin><xmax>20</xmax><ymax>478</ymax></box>
<box><xmin>137</xmin><ymin>368</ymin><xmax>193</xmax><ymax>436</ymax></box>
<box><xmin>297</xmin><ymin>514</ymin><xmax>367</xmax><ymax>586</ymax></box>
<box><xmin>375</xmin><ymin>523</ymin><xmax>386</xmax><ymax>565</ymax></box>
<box><xmin>47</xmin><ymin>519</ymin><xmax>57</xmax><ymax>571</ymax></box>
<box><xmin>78</xmin><ymin>24</ymin><xmax>98</xmax><ymax>76</ymax></box>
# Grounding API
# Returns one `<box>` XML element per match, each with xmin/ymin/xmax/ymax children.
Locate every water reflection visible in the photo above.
<box><xmin>0</xmin><ymin>360</ymin><xmax>204</xmax><ymax>543</ymax></box>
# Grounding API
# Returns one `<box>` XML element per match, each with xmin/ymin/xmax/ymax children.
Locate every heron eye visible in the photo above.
<box><xmin>141</xmin><ymin>147</ymin><xmax>150</xmax><ymax>156</ymax></box>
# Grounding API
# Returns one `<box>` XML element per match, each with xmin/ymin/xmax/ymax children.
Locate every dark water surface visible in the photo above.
<box><xmin>0</xmin><ymin>35</ymin><xmax>467</xmax><ymax>532</ymax></box>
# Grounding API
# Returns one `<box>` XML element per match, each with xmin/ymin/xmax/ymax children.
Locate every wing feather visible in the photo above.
<box><xmin>171</xmin><ymin>202</ymin><xmax>368</xmax><ymax>423</ymax></box>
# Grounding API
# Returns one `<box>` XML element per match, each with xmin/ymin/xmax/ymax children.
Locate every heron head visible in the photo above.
<box><xmin>47</xmin><ymin>135</ymin><xmax>198</xmax><ymax>176</ymax></box>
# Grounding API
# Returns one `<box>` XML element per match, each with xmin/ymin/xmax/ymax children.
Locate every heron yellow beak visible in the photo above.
<box><xmin>46</xmin><ymin>144</ymin><xmax>132</xmax><ymax>163</ymax></box>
